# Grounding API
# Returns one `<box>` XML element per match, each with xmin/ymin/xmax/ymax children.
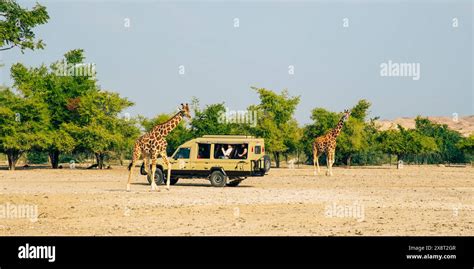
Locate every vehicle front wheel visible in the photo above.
<box><xmin>147</xmin><ymin>168</ymin><xmax>164</xmax><ymax>185</ymax></box>
<box><xmin>209</xmin><ymin>170</ymin><xmax>227</xmax><ymax>187</ymax></box>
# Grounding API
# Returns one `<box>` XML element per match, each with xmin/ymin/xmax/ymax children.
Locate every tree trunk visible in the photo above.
<box><xmin>346</xmin><ymin>155</ymin><xmax>352</xmax><ymax>167</ymax></box>
<box><xmin>7</xmin><ymin>150</ymin><xmax>21</xmax><ymax>170</ymax></box>
<box><xmin>273</xmin><ymin>152</ymin><xmax>280</xmax><ymax>168</ymax></box>
<box><xmin>396</xmin><ymin>154</ymin><xmax>401</xmax><ymax>169</ymax></box>
<box><xmin>95</xmin><ymin>153</ymin><xmax>105</xmax><ymax>169</ymax></box>
<box><xmin>119</xmin><ymin>153</ymin><xmax>124</xmax><ymax>166</ymax></box>
<box><xmin>49</xmin><ymin>150</ymin><xmax>60</xmax><ymax>169</ymax></box>
<box><xmin>297</xmin><ymin>149</ymin><xmax>300</xmax><ymax>168</ymax></box>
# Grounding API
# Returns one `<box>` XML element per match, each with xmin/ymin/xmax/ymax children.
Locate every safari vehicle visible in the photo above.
<box><xmin>140</xmin><ymin>135</ymin><xmax>271</xmax><ymax>187</ymax></box>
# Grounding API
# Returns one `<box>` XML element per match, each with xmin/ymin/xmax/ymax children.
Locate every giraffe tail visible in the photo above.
<box><xmin>128</xmin><ymin>162</ymin><xmax>133</xmax><ymax>170</ymax></box>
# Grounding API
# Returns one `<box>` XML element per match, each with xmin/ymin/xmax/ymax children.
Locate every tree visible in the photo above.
<box><xmin>65</xmin><ymin>90</ymin><xmax>135</xmax><ymax>169</ymax></box>
<box><xmin>337</xmin><ymin>118</ymin><xmax>367</xmax><ymax>166</ymax></box>
<box><xmin>415</xmin><ymin>117</ymin><xmax>464</xmax><ymax>163</ymax></box>
<box><xmin>376</xmin><ymin>125</ymin><xmax>438</xmax><ymax>168</ymax></box>
<box><xmin>0</xmin><ymin>87</ymin><xmax>49</xmax><ymax>170</ymax></box>
<box><xmin>114</xmin><ymin>117</ymin><xmax>141</xmax><ymax>165</ymax></box>
<box><xmin>350</xmin><ymin>99</ymin><xmax>371</xmax><ymax>121</ymax></box>
<box><xmin>250</xmin><ymin>87</ymin><xmax>300</xmax><ymax>168</ymax></box>
<box><xmin>10</xmin><ymin>49</ymin><xmax>97</xmax><ymax>168</ymax></box>
<box><xmin>376</xmin><ymin>128</ymin><xmax>405</xmax><ymax>168</ymax></box>
<box><xmin>0</xmin><ymin>1</ymin><xmax>49</xmax><ymax>52</ymax></box>
<box><xmin>457</xmin><ymin>134</ymin><xmax>474</xmax><ymax>162</ymax></box>
<box><xmin>190</xmin><ymin>103</ymin><xmax>233</xmax><ymax>137</ymax></box>
<box><xmin>337</xmin><ymin>100</ymin><xmax>372</xmax><ymax>166</ymax></box>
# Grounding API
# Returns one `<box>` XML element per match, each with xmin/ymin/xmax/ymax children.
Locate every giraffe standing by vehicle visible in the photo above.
<box><xmin>312</xmin><ymin>109</ymin><xmax>351</xmax><ymax>176</ymax></box>
<box><xmin>127</xmin><ymin>103</ymin><xmax>191</xmax><ymax>191</ymax></box>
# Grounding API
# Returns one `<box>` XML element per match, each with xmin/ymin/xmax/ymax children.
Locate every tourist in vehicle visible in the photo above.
<box><xmin>221</xmin><ymin>144</ymin><xmax>233</xmax><ymax>159</ymax></box>
<box><xmin>237</xmin><ymin>144</ymin><xmax>248</xmax><ymax>159</ymax></box>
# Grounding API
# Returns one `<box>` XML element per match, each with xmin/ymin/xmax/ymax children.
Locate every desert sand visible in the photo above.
<box><xmin>0</xmin><ymin>165</ymin><xmax>473</xmax><ymax>236</ymax></box>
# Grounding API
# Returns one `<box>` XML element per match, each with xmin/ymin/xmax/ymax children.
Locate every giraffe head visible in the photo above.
<box><xmin>179</xmin><ymin>103</ymin><xmax>192</xmax><ymax>119</ymax></box>
<box><xmin>342</xmin><ymin>109</ymin><xmax>351</xmax><ymax>122</ymax></box>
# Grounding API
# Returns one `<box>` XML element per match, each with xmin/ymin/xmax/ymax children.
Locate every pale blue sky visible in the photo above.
<box><xmin>1</xmin><ymin>0</ymin><xmax>472</xmax><ymax>124</ymax></box>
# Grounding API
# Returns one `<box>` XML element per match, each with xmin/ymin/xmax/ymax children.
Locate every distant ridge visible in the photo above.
<box><xmin>375</xmin><ymin>116</ymin><xmax>474</xmax><ymax>137</ymax></box>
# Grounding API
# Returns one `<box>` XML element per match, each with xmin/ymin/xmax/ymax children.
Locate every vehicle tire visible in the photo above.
<box><xmin>263</xmin><ymin>155</ymin><xmax>271</xmax><ymax>173</ymax></box>
<box><xmin>226</xmin><ymin>180</ymin><xmax>242</xmax><ymax>187</ymax></box>
<box><xmin>147</xmin><ymin>168</ymin><xmax>164</xmax><ymax>185</ymax></box>
<box><xmin>163</xmin><ymin>177</ymin><xmax>179</xmax><ymax>185</ymax></box>
<box><xmin>209</xmin><ymin>170</ymin><xmax>227</xmax><ymax>187</ymax></box>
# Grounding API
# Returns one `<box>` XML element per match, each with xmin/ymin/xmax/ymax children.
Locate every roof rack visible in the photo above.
<box><xmin>201</xmin><ymin>135</ymin><xmax>255</xmax><ymax>139</ymax></box>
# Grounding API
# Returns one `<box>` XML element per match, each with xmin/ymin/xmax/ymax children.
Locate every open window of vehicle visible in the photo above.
<box><xmin>173</xmin><ymin>147</ymin><xmax>191</xmax><ymax>159</ymax></box>
<box><xmin>197</xmin><ymin>143</ymin><xmax>211</xmax><ymax>159</ymax></box>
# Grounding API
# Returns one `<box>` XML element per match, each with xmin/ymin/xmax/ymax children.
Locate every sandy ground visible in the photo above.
<box><xmin>0</xmin><ymin>165</ymin><xmax>473</xmax><ymax>236</ymax></box>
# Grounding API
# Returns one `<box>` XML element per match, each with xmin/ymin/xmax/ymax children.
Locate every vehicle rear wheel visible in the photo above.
<box><xmin>209</xmin><ymin>170</ymin><xmax>227</xmax><ymax>187</ymax></box>
<box><xmin>263</xmin><ymin>155</ymin><xmax>271</xmax><ymax>173</ymax></box>
<box><xmin>147</xmin><ymin>168</ymin><xmax>164</xmax><ymax>185</ymax></box>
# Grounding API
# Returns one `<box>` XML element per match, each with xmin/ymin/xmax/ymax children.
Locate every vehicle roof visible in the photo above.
<box><xmin>181</xmin><ymin>135</ymin><xmax>264</xmax><ymax>145</ymax></box>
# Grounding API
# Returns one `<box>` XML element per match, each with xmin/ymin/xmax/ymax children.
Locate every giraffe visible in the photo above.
<box><xmin>312</xmin><ymin>109</ymin><xmax>351</xmax><ymax>176</ymax></box>
<box><xmin>127</xmin><ymin>103</ymin><xmax>191</xmax><ymax>192</ymax></box>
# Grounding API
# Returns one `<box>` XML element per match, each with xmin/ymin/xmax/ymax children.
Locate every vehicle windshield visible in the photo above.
<box><xmin>173</xmin><ymin>147</ymin><xmax>191</xmax><ymax>159</ymax></box>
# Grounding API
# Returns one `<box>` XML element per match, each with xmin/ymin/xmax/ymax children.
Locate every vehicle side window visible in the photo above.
<box><xmin>197</xmin><ymin>144</ymin><xmax>211</xmax><ymax>159</ymax></box>
<box><xmin>255</xmin><ymin>145</ymin><xmax>261</xmax><ymax>155</ymax></box>
<box><xmin>235</xmin><ymin>144</ymin><xmax>248</xmax><ymax>159</ymax></box>
<box><xmin>174</xmin><ymin>147</ymin><xmax>191</xmax><ymax>159</ymax></box>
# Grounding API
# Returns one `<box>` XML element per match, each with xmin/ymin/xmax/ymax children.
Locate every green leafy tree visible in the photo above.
<box><xmin>0</xmin><ymin>87</ymin><xmax>49</xmax><ymax>170</ymax></box>
<box><xmin>250</xmin><ymin>87</ymin><xmax>300</xmax><ymax>168</ymax></box>
<box><xmin>10</xmin><ymin>49</ymin><xmax>96</xmax><ymax>168</ymax></box>
<box><xmin>114</xmin><ymin>117</ymin><xmax>141</xmax><ymax>165</ymax></box>
<box><xmin>457</xmin><ymin>134</ymin><xmax>474</xmax><ymax>162</ymax></box>
<box><xmin>337</xmin><ymin>118</ymin><xmax>367</xmax><ymax>166</ymax></box>
<box><xmin>415</xmin><ymin>117</ymin><xmax>464</xmax><ymax>163</ymax></box>
<box><xmin>376</xmin><ymin>128</ymin><xmax>405</xmax><ymax>168</ymax></box>
<box><xmin>65</xmin><ymin>90</ymin><xmax>135</xmax><ymax>169</ymax></box>
<box><xmin>337</xmin><ymin>99</ymin><xmax>372</xmax><ymax>166</ymax></box>
<box><xmin>190</xmin><ymin>103</ymin><xmax>233</xmax><ymax>137</ymax></box>
<box><xmin>0</xmin><ymin>1</ymin><xmax>49</xmax><ymax>52</ymax></box>
<box><xmin>376</xmin><ymin>125</ymin><xmax>438</xmax><ymax>168</ymax></box>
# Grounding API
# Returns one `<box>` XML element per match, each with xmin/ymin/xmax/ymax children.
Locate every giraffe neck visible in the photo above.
<box><xmin>151</xmin><ymin>111</ymin><xmax>183</xmax><ymax>137</ymax></box>
<box><xmin>330</xmin><ymin>115</ymin><xmax>346</xmax><ymax>138</ymax></box>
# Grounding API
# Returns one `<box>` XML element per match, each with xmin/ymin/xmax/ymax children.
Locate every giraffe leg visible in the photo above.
<box><xmin>143</xmin><ymin>155</ymin><xmax>149</xmax><ymax>175</ymax></box>
<box><xmin>313</xmin><ymin>147</ymin><xmax>320</xmax><ymax>176</ymax></box>
<box><xmin>326</xmin><ymin>152</ymin><xmax>331</xmax><ymax>176</ymax></box>
<box><xmin>328</xmin><ymin>151</ymin><xmax>335</xmax><ymax>176</ymax></box>
<box><xmin>127</xmin><ymin>146</ymin><xmax>141</xmax><ymax>191</ymax></box>
<box><xmin>127</xmin><ymin>160</ymin><xmax>135</xmax><ymax>192</ymax></box>
<box><xmin>150</xmin><ymin>158</ymin><xmax>159</xmax><ymax>191</ymax></box>
<box><xmin>316</xmin><ymin>153</ymin><xmax>321</xmax><ymax>174</ymax></box>
<box><xmin>161</xmin><ymin>151</ymin><xmax>172</xmax><ymax>191</ymax></box>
